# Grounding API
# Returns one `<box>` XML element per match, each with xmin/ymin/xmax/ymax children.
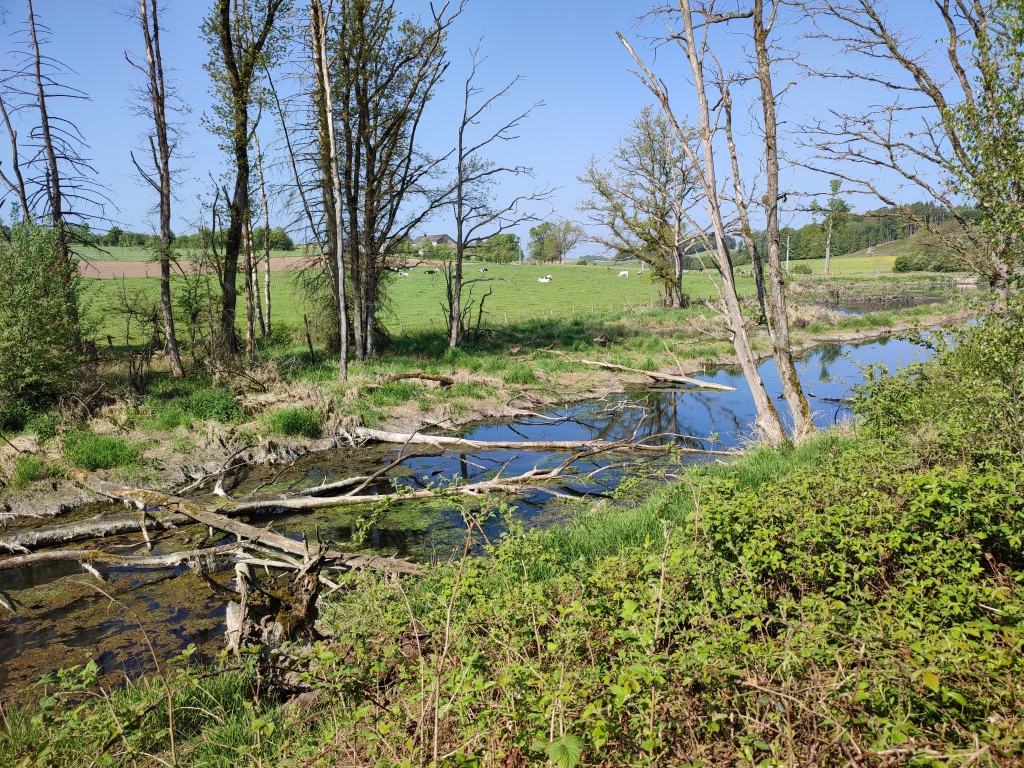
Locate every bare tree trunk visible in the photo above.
<box><xmin>0</xmin><ymin>94</ymin><xmax>30</xmax><ymax>226</ymax></box>
<box><xmin>254</xmin><ymin>131</ymin><xmax>271</xmax><ymax>338</ymax></box>
<box><xmin>211</xmin><ymin>0</ymin><xmax>285</xmax><ymax>360</ymax></box>
<box><xmin>129</xmin><ymin>0</ymin><xmax>185</xmax><ymax>377</ymax></box>
<box><xmin>243</xmin><ymin>217</ymin><xmax>256</xmax><ymax>365</ymax></box>
<box><xmin>673</xmin><ymin>246</ymin><xmax>684</xmax><ymax>308</ymax></box>
<box><xmin>311</xmin><ymin>0</ymin><xmax>349</xmax><ymax>380</ymax></box>
<box><xmin>27</xmin><ymin>0</ymin><xmax>76</xmax><ymax>283</ymax></box>
<box><xmin>753</xmin><ymin>0</ymin><xmax>816</xmax><ymax>440</ymax></box>
<box><xmin>620</xmin><ymin>7</ymin><xmax>788</xmax><ymax>448</ymax></box>
<box><xmin>722</xmin><ymin>82</ymin><xmax>770</xmax><ymax>329</ymax></box>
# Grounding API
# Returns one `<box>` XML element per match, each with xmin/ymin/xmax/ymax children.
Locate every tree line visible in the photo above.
<box><xmin>2</xmin><ymin>0</ymin><xmax>1023</xmax><ymax>449</ymax></box>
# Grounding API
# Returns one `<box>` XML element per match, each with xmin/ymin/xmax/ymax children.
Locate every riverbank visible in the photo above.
<box><xmin>0</xmin><ymin>293</ymin><xmax>971</xmax><ymax>523</ymax></box>
<box><xmin>3</xmin><ymin>305</ymin><xmax>1022</xmax><ymax>765</ymax></box>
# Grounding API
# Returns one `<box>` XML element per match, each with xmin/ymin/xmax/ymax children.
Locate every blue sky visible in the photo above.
<box><xmin>0</xmin><ymin>1</ymin><xmax>953</xmax><ymax>254</ymax></box>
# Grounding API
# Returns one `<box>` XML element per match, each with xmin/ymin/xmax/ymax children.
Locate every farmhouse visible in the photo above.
<box><xmin>413</xmin><ymin>234</ymin><xmax>456</xmax><ymax>248</ymax></box>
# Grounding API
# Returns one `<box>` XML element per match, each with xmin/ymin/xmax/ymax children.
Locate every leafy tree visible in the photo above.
<box><xmin>948</xmin><ymin>0</ymin><xmax>1024</xmax><ymax>295</ymax></box>
<box><xmin>579</xmin><ymin>105</ymin><xmax>698</xmax><ymax>307</ymax></box>
<box><xmin>471</xmin><ymin>233</ymin><xmax>522</xmax><ymax>263</ymax></box>
<box><xmin>811</xmin><ymin>179</ymin><xmax>851</xmax><ymax>277</ymax></box>
<box><xmin>0</xmin><ymin>219</ymin><xmax>82</xmax><ymax>403</ymax></box>
<box><xmin>528</xmin><ymin>219</ymin><xmax>582</xmax><ymax>263</ymax></box>
<box><xmin>252</xmin><ymin>226</ymin><xmax>293</xmax><ymax>251</ymax></box>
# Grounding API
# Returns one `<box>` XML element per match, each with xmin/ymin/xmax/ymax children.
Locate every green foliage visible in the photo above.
<box><xmin>528</xmin><ymin>219</ymin><xmax>583</xmax><ymax>263</ymax></box>
<box><xmin>947</xmin><ymin>0</ymin><xmax>1024</xmax><ymax>288</ymax></box>
<box><xmin>62</xmin><ymin>431</ymin><xmax>140</xmax><ymax>471</ymax></box>
<box><xmin>187</xmin><ymin>387</ymin><xmax>242</xmax><ymax>423</ymax></box>
<box><xmin>893</xmin><ymin>251</ymin><xmax>965</xmax><ymax>273</ymax></box>
<box><xmin>9</xmin><ymin>455</ymin><xmax>49</xmax><ymax>489</ymax></box>
<box><xmin>7</xmin><ymin>315</ymin><xmax>1024</xmax><ymax>765</ymax></box>
<box><xmin>265</xmin><ymin>406</ymin><xmax>323</xmax><ymax>438</ymax></box>
<box><xmin>791</xmin><ymin>262</ymin><xmax>813</xmax><ymax>275</ymax></box>
<box><xmin>0</xmin><ymin>219</ymin><xmax>83</xmax><ymax>402</ymax></box>
<box><xmin>502</xmin><ymin>362</ymin><xmax>536</xmax><ymax>384</ymax></box>
<box><xmin>856</xmin><ymin>305</ymin><xmax>1024</xmax><ymax>462</ymax></box>
<box><xmin>471</xmin><ymin>233</ymin><xmax>522</xmax><ymax>263</ymax></box>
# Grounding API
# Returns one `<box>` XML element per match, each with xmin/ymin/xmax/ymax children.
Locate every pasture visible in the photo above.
<box><xmin>79</xmin><ymin>253</ymin><xmax>905</xmax><ymax>344</ymax></box>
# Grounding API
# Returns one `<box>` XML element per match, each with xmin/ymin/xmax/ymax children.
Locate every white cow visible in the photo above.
<box><xmin>618</xmin><ymin>270</ymin><xmax>629</xmax><ymax>277</ymax></box>
<box><xmin>538</xmin><ymin>277</ymin><xmax>551</xmax><ymax>283</ymax></box>
<box><xmin>479</xmin><ymin>268</ymin><xmax>488</xmax><ymax>273</ymax></box>
<box><xmin>399</xmin><ymin>271</ymin><xmax>410</xmax><ymax>277</ymax></box>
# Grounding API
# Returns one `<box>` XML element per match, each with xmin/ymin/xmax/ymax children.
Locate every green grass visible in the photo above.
<box><xmin>62</xmin><ymin>431</ymin><xmax>140</xmax><ymax>471</ymax></box>
<box><xmin>265</xmin><ymin>406</ymin><xmax>323</xmax><ymax>438</ymax></box>
<box><xmin>9</xmin><ymin>455</ymin><xmax>48</xmax><ymax>489</ymax></box>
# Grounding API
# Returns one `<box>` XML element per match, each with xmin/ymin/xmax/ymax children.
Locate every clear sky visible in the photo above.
<box><xmin>0</xmin><ymin>0</ymin><xmax>952</xmax><ymax>254</ymax></box>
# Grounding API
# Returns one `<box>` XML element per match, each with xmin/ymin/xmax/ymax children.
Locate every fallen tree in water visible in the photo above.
<box><xmin>0</xmin><ymin>470</ymin><xmax>422</xmax><ymax>576</ymax></box>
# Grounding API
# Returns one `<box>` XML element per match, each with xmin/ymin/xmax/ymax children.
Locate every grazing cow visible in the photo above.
<box><xmin>479</xmin><ymin>268</ymin><xmax>488</xmax><ymax>273</ymax></box>
<box><xmin>618</xmin><ymin>270</ymin><xmax>629</xmax><ymax>277</ymax></box>
<box><xmin>423</xmin><ymin>269</ymin><xmax>437</xmax><ymax>275</ymax></box>
<box><xmin>538</xmin><ymin>277</ymin><xmax>551</xmax><ymax>283</ymax></box>
<box><xmin>637</xmin><ymin>270</ymin><xmax>643</xmax><ymax>278</ymax></box>
<box><xmin>399</xmin><ymin>271</ymin><xmax>410</xmax><ymax>277</ymax></box>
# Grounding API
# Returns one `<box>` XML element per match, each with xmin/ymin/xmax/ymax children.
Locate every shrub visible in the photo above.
<box><xmin>0</xmin><ymin>399</ymin><xmax>33</xmax><ymax>434</ymax></box>
<box><xmin>63</xmin><ymin>431</ymin><xmax>140</xmax><ymax>471</ymax></box>
<box><xmin>893</xmin><ymin>252</ymin><xmax>965</xmax><ymax>273</ymax></box>
<box><xmin>791</xmin><ymin>262</ymin><xmax>813</xmax><ymax>275</ymax></box>
<box><xmin>0</xmin><ymin>220</ymin><xmax>83</xmax><ymax>402</ymax></box>
<box><xmin>187</xmin><ymin>388</ymin><xmax>241</xmax><ymax>423</ymax></box>
<box><xmin>266</xmin><ymin>407</ymin><xmax>323</xmax><ymax>439</ymax></box>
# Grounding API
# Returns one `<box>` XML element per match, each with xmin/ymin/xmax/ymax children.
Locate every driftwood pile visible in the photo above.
<box><xmin>0</xmin><ymin>429</ymin><xmax>738</xmax><ymax>643</ymax></box>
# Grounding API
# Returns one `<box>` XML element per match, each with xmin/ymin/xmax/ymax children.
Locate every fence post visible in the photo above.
<box><xmin>504</xmin><ymin>312</ymin><xmax>508</xmax><ymax>325</ymax></box>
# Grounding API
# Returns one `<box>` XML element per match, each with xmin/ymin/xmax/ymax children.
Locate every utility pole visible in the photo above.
<box><xmin>786</xmin><ymin>235</ymin><xmax>790</xmax><ymax>273</ymax></box>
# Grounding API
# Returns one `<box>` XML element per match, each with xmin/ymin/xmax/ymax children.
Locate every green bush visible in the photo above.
<box><xmin>0</xmin><ymin>399</ymin><xmax>33</xmax><ymax>433</ymax></box>
<box><xmin>266</xmin><ymin>407</ymin><xmax>323</xmax><ymax>438</ymax></box>
<box><xmin>791</xmin><ymin>262</ymin><xmax>813</xmax><ymax>275</ymax></box>
<box><xmin>63</xmin><ymin>431</ymin><xmax>140</xmax><ymax>471</ymax></box>
<box><xmin>893</xmin><ymin>251</ymin><xmax>965</xmax><ymax>273</ymax></box>
<box><xmin>0</xmin><ymin>220</ymin><xmax>83</xmax><ymax>402</ymax></box>
<box><xmin>187</xmin><ymin>388</ymin><xmax>242</xmax><ymax>423</ymax></box>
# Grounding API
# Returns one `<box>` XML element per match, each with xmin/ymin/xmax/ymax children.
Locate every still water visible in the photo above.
<box><xmin>0</xmin><ymin>333</ymin><xmax>932</xmax><ymax>697</ymax></box>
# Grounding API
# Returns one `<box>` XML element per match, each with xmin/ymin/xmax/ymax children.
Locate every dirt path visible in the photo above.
<box><xmin>79</xmin><ymin>256</ymin><xmax>310</xmax><ymax>279</ymax></box>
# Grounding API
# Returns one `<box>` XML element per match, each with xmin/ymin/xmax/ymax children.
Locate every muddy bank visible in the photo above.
<box><xmin>0</xmin><ymin>302</ymin><xmax>969</xmax><ymax>523</ymax></box>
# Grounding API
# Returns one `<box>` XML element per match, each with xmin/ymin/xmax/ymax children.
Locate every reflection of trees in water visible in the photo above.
<box><xmin>566</xmin><ymin>390</ymin><xmax>746</xmax><ymax>449</ymax></box>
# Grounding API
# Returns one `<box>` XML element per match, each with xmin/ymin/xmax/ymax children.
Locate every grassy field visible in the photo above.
<box><xmin>78</xmin><ymin>251</ymin><xmax>946</xmax><ymax>346</ymax></box>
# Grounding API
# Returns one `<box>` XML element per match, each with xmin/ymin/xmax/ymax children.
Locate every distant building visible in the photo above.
<box><xmin>414</xmin><ymin>234</ymin><xmax>456</xmax><ymax>248</ymax></box>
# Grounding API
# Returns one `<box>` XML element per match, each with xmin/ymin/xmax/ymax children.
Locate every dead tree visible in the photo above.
<box><xmin>619</xmin><ymin>2</ymin><xmax>790</xmax><ymax>448</ymax></box>
<box><xmin>327</xmin><ymin>0</ymin><xmax>465</xmax><ymax>361</ymax></box>
<box><xmin>446</xmin><ymin>42</ymin><xmax>548</xmax><ymax>348</ymax></box>
<box><xmin>253</xmin><ymin>128</ymin><xmax>271</xmax><ymax>338</ymax></box>
<box><xmin>2</xmin><ymin>1</ymin><xmax>108</xmax><ymax>270</ymax></box>
<box><xmin>125</xmin><ymin>0</ymin><xmax>185</xmax><ymax>378</ymax></box>
<box><xmin>751</xmin><ymin>0</ymin><xmax>816</xmax><ymax>439</ymax></box>
<box><xmin>310</xmin><ymin>0</ymin><xmax>351</xmax><ymax>380</ymax></box>
<box><xmin>203</xmin><ymin>0</ymin><xmax>288</xmax><ymax>360</ymax></box>
<box><xmin>803</xmin><ymin>0</ymin><xmax>1019</xmax><ymax>295</ymax></box>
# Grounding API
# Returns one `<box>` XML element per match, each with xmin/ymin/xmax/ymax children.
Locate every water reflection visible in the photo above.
<box><xmin>0</xmin><ymin>333</ymin><xmax>934</xmax><ymax>698</ymax></box>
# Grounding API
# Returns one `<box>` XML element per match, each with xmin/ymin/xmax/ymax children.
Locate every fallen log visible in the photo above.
<box><xmin>1</xmin><ymin>509</ymin><xmax>190</xmax><ymax>553</ymax></box>
<box><xmin>0</xmin><ymin>471</ymin><xmax>422</xmax><ymax>575</ymax></box>
<box><xmin>577</xmin><ymin>360</ymin><xmax>737</xmax><ymax>391</ymax></box>
<box><xmin>223</xmin><ymin>466</ymin><xmax>567</xmax><ymax>512</ymax></box>
<box><xmin>345</xmin><ymin>427</ymin><xmax>736</xmax><ymax>455</ymax></box>
<box><xmin>0</xmin><ymin>543</ymin><xmax>246</xmax><ymax>572</ymax></box>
